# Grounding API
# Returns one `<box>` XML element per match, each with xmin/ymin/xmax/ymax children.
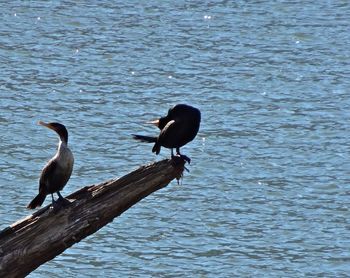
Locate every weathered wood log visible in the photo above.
<box><xmin>0</xmin><ymin>158</ymin><xmax>184</xmax><ymax>277</ymax></box>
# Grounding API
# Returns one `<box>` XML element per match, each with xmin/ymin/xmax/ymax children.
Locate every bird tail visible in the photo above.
<box><xmin>152</xmin><ymin>143</ymin><xmax>161</xmax><ymax>154</ymax></box>
<box><xmin>132</xmin><ymin>134</ymin><xmax>157</xmax><ymax>143</ymax></box>
<box><xmin>27</xmin><ymin>193</ymin><xmax>46</xmax><ymax>209</ymax></box>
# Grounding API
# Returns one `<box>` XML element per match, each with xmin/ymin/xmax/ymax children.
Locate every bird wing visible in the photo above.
<box><xmin>38</xmin><ymin>159</ymin><xmax>58</xmax><ymax>194</ymax></box>
<box><xmin>157</xmin><ymin>120</ymin><xmax>182</xmax><ymax>146</ymax></box>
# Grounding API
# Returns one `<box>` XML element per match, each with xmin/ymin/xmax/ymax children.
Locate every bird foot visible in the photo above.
<box><xmin>171</xmin><ymin>155</ymin><xmax>184</xmax><ymax>166</ymax></box>
<box><xmin>171</xmin><ymin>155</ymin><xmax>190</xmax><ymax>174</ymax></box>
<box><xmin>51</xmin><ymin>197</ymin><xmax>71</xmax><ymax>212</ymax></box>
<box><xmin>171</xmin><ymin>154</ymin><xmax>191</xmax><ymax>165</ymax></box>
<box><xmin>179</xmin><ymin>154</ymin><xmax>191</xmax><ymax>164</ymax></box>
<box><xmin>57</xmin><ymin>197</ymin><xmax>71</xmax><ymax>206</ymax></box>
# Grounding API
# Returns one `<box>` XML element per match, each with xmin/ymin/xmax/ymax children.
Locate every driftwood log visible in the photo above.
<box><xmin>0</xmin><ymin>158</ymin><xmax>184</xmax><ymax>277</ymax></box>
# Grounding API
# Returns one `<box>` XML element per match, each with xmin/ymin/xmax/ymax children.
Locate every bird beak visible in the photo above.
<box><xmin>146</xmin><ymin>119</ymin><xmax>159</xmax><ymax>127</ymax></box>
<box><xmin>38</xmin><ymin>121</ymin><xmax>54</xmax><ymax>130</ymax></box>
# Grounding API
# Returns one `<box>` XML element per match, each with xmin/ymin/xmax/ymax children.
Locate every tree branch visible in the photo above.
<box><xmin>0</xmin><ymin>158</ymin><xmax>184</xmax><ymax>277</ymax></box>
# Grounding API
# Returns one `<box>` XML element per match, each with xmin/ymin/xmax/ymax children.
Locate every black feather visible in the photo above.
<box><xmin>132</xmin><ymin>134</ymin><xmax>157</xmax><ymax>143</ymax></box>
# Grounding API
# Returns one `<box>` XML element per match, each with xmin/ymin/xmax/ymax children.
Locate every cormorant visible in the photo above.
<box><xmin>132</xmin><ymin>104</ymin><xmax>201</xmax><ymax>163</ymax></box>
<box><xmin>27</xmin><ymin>121</ymin><xmax>74</xmax><ymax>210</ymax></box>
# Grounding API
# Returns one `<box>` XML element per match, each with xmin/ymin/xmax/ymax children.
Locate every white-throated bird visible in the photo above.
<box><xmin>27</xmin><ymin>121</ymin><xmax>74</xmax><ymax>210</ymax></box>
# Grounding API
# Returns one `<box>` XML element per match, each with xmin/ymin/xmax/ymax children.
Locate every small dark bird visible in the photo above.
<box><xmin>27</xmin><ymin>121</ymin><xmax>74</xmax><ymax>210</ymax></box>
<box><xmin>133</xmin><ymin>104</ymin><xmax>201</xmax><ymax>163</ymax></box>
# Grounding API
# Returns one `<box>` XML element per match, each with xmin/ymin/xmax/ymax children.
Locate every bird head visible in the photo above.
<box><xmin>38</xmin><ymin>121</ymin><xmax>69</xmax><ymax>144</ymax></box>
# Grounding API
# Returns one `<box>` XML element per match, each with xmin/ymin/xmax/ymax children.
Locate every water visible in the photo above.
<box><xmin>1</xmin><ymin>1</ymin><xmax>350</xmax><ymax>277</ymax></box>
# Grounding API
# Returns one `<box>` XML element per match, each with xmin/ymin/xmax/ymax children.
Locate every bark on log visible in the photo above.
<box><xmin>0</xmin><ymin>158</ymin><xmax>184</xmax><ymax>277</ymax></box>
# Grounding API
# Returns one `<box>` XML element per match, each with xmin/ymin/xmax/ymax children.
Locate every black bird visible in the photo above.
<box><xmin>27</xmin><ymin>121</ymin><xmax>74</xmax><ymax>210</ymax></box>
<box><xmin>133</xmin><ymin>104</ymin><xmax>201</xmax><ymax>163</ymax></box>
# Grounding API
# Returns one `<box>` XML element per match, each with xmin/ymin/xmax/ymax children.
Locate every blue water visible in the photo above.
<box><xmin>1</xmin><ymin>1</ymin><xmax>350</xmax><ymax>277</ymax></box>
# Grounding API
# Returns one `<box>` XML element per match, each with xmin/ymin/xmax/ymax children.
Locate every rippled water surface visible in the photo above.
<box><xmin>1</xmin><ymin>1</ymin><xmax>350</xmax><ymax>277</ymax></box>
